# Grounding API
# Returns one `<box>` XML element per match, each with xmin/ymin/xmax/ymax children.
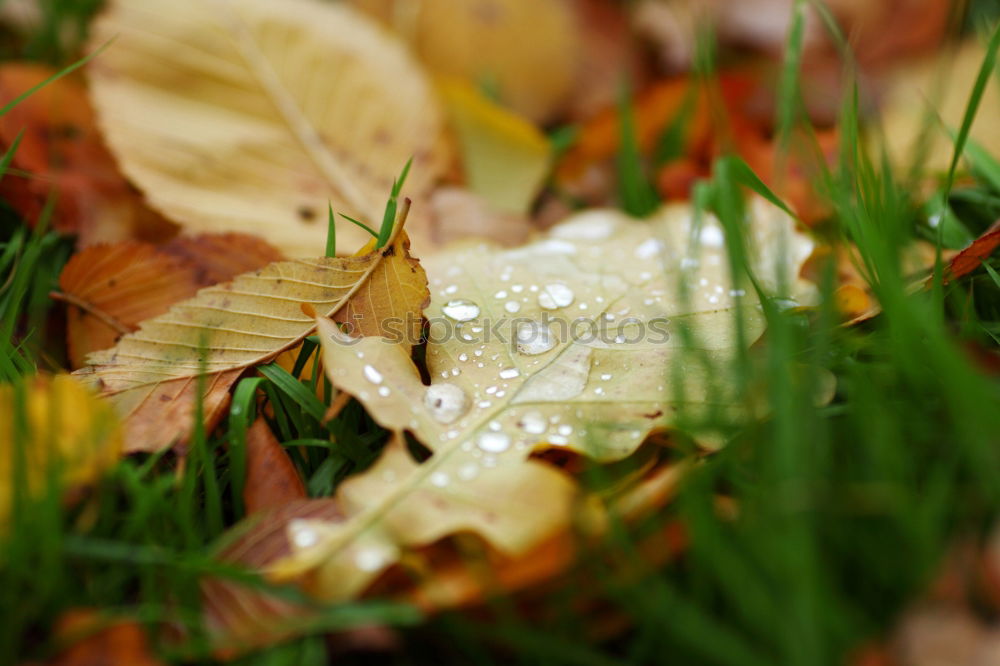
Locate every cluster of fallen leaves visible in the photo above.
<box><xmin>2</xmin><ymin>0</ymin><xmax>1000</xmax><ymax>661</ymax></box>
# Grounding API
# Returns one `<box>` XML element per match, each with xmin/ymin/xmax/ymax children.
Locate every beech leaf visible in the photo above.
<box><xmin>86</xmin><ymin>0</ymin><xmax>450</xmax><ymax>257</ymax></box>
<box><xmin>73</xmin><ymin>228</ymin><xmax>427</xmax><ymax>453</ymax></box>
<box><xmin>57</xmin><ymin>233</ymin><xmax>283</xmax><ymax>368</ymax></box>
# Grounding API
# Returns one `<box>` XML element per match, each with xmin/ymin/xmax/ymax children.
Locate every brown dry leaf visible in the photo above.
<box><xmin>945</xmin><ymin>219</ymin><xmax>1000</xmax><ymax>283</ymax></box>
<box><xmin>637</xmin><ymin>0</ymin><xmax>949</xmax><ymax>70</ymax></box>
<box><xmin>243</xmin><ymin>418</ymin><xmax>306</xmax><ymax>515</ymax></box>
<box><xmin>57</xmin><ymin>233</ymin><xmax>283</xmax><ymax>368</ymax></box>
<box><xmin>0</xmin><ymin>64</ymin><xmax>176</xmax><ymax>245</ymax></box>
<box><xmin>203</xmin><ymin>499</ymin><xmax>345</xmax><ymax>656</ymax></box>
<box><xmin>87</xmin><ymin>0</ymin><xmax>450</xmax><ymax>257</ymax></box>
<box><xmin>218</xmin><ymin>198</ymin><xmax>814</xmax><ymax>612</ymax></box>
<box><xmin>0</xmin><ymin>375</ymin><xmax>121</xmax><ymax>525</ymax></box>
<box><xmin>46</xmin><ymin>609</ymin><xmax>164</xmax><ymax>666</ymax></box>
<box><xmin>429</xmin><ymin>186</ymin><xmax>534</xmax><ymax>248</ymax></box>
<box><xmin>351</xmin><ymin>0</ymin><xmax>580</xmax><ymax>123</ymax></box>
<box><xmin>72</xmin><ymin>225</ymin><xmax>428</xmax><ymax>454</ymax></box>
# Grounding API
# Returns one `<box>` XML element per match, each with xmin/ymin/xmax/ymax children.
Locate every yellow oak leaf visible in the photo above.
<box><xmin>233</xmin><ymin>197</ymin><xmax>814</xmax><ymax>603</ymax></box>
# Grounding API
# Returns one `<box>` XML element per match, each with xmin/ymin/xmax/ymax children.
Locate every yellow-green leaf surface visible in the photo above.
<box><xmin>257</xmin><ymin>197</ymin><xmax>815</xmax><ymax>600</ymax></box>
<box><xmin>439</xmin><ymin>79</ymin><xmax>552</xmax><ymax>215</ymax></box>
<box><xmin>74</xmin><ymin>230</ymin><xmax>428</xmax><ymax>453</ymax></box>
<box><xmin>87</xmin><ymin>0</ymin><xmax>450</xmax><ymax>257</ymax></box>
<box><xmin>1</xmin><ymin>374</ymin><xmax>121</xmax><ymax>525</ymax></box>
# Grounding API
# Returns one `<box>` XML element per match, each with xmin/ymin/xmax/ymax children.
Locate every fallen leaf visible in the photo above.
<box><xmin>637</xmin><ymin>0</ymin><xmax>949</xmax><ymax>70</ymax></box>
<box><xmin>86</xmin><ymin>0</ymin><xmax>450</xmax><ymax>257</ymax></box>
<box><xmin>46</xmin><ymin>609</ymin><xmax>164</xmax><ymax>666</ymax></box>
<box><xmin>57</xmin><ymin>233</ymin><xmax>283</xmax><ymax>368</ymax></box>
<box><xmin>243</xmin><ymin>418</ymin><xmax>306</xmax><ymax>515</ymax></box>
<box><xmin>202</xmin><ymin>499</ymin><xmax>345</xmax><ymax>656</ymax></box>
<box><xmin>945</xmin><ymin>219</ymin><xmax>1000</xmax><ymax>283</ymax></box>
<box><xmin>555</xmin><ymin>76</ymin><xmax>708</xmax><ymax>187</ymax></box>
<box><xmin>428</xmin><ymin>186</ymin><xmax>535</xmax><ymax>248</ymax></box>
<box><xmin>73</xmin><ymin>225</ymin><xmax>428</xmax><ymax>454</ymax></box>
<box><xmin>252</xmin><ymin>198</ymin><xmax>814</xmax><ymax>602</ymax></box>
<box><xmin>0</xmin><ymin>374</ymin><xmax>121</xmax><ymax>525</ymax></box>
<box><xmin>569</xmin><ymin>0</ymin><xmax>646</xmax><ymax>120</ymax></box>
<box><xmin>438</xmin><ymin>79</ymin><xmax>551</xmax><ymax>215</ymax></box>
<box><xmin>0</xmin><ymin>63</ymin><xmax>176</xmax><ymax>245</ymax></box>
<box><xmin>160</xmin><ymin>233</ymin><xmax>284</xmax><ymax>287</ymax></box>
<box><xmin>880</xmin><ymin>40</ymin><xmax>1000</xmax><ymax>175</ymax></box>
<box><xmin>351</xmin><ymin>0</ymin><xmax>580</xmax><ymax>123</ymax></box>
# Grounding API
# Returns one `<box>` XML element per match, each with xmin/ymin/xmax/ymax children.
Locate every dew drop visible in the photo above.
<box><xmin>355</xmin><ymin>547</ymin><xmax>391</xmax><ymax>572</ymax></box>
<box><xmin>538</xmin><ymin>283</ymin><xmax>575</xmax><ymax>310</ymax></box>
<box><xmin>363</xmin><ymin>365</ymin><xmax>383</xmax><ymax>384</ymax></box>
<box><xmin>516</xmin><ymin>321</ymin><xmax>556</xmax><ymax>355</ymax></box>
<box><xmin>557</xmin><ymin>424</ymin><xmax>573</xmax><ymax>436</ymax></box>
<box><xmin>504</xmin><ymin>300</ymin><xmax>521</xmax><ymax>313</ymax></box>
<box><xmin>289</xmin><ymin>523</ymin><xmax>319</xmax><ymax>549</ymax></box>
<box><xmin>680</xmin><ymin>257</ymin><xmax>700</xmax><ymax>269</ymax></box>
<box><xmin>499</xmin><ymin>367</ymin><xmax>520</xmax><ymax>379</ymax></box>
<box><xmin>424</xmin><ymin>383</ymin><xmax>469</xmax><ymax>424</ymax></box>
<box><xmin>478</xmin><ymin>431</ymin><xmax>511</xmax><ymax>453</ymax></box>
<box><xmin>458</xmin><ymin>463</ymin><xmax>479</xmax><ymax>481</ymax></box>
<box><xmin>601</xmin><ymin>373</ymin><xmax>612</xmax><ymax>381</ymax></box>
<box><xmin>520</xmin><ymin>411</ymin><xmax>547</xmax><ymax>434</ymax></box>
<box><xmin>378</xmin><ymin>386</ymin><xmax>390</xmax><ymax>397</ymax></box>
<box><xmin>442</xmin><ymin>298</ymin><xmax>480</xmax><ymax>322</ymax></box>
<box><xmin>635</xmin><ymin>238</ymin><xmax>664</xmax><ymax>259</ymax></box>
<box><xmin>699</xmin><ymin>224</ymin><xmax>725</xmax><ymax>247</ymax></box>
<box><xmin>430</xmin><ymin>471</ymin><xmax>449</xmax><ymax>487</ymax></box>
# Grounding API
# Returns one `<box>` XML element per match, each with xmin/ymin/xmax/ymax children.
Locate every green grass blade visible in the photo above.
<box><xmin>942</xmin><ymin>21</ymin><xmax>1000</xmax><ymax>198</ymax></box>
<box><xmin>338</xmin><ymin>213</ymin><xmax>377</xmax><ymax>240</ymax></box>
<box><xmin>325</xmin><ymin>203</ymin><xmax>336</xmax><ymax>257</ymax></box>
<box><xmin>258</xmin><ymin>363</ymin><xmax>328</xmax><ymax>424</ymax></box>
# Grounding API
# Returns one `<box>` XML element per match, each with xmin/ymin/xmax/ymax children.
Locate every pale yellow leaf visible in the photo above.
<box><xmin>438</xmin><ymin>79</ymin><xmax>552</xmax><ymax>215</ymax></box>
<box><xmin>0</xmin><ymin>374</ymin><xmax>121</xmax><ymax>525</ymax></box>
<box><xmin>880</xmin><ymin>40</ymin><xmax>1000</xmax><ymax>174</ymax></box>
<box><xmin>257</xmin><ymin>197</ymin><xmax>815</xmax><ymax>600</ymax></box>
<box><xmin>351</xmin><ymin>0</ymin><xmax>580</xmax><ymax>123</ymax></box>
<box><xmin>73</xmin><ymin>229</ymin><xmax>428</xmax><ymax>453</ymax></box>
<box><xmin>87</xmin><ymin>0</ymin><xmax>450</xmax><ymax>257</ymax></box>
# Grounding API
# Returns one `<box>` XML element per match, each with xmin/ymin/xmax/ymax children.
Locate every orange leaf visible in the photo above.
<box><xmin>120</xmin><ymin>370</ymin><xmax>241</xmax><ymax>457</ymax></box>
<box><xmin>946</xmin><ymin>219</ymin><xmax>1000</xmax><ymax>283</ymax></box>
<box><xmin>57</xmin><ymin>234</ymin><xmax>283</xmax><ymax>368</ymax></box>
<box><xmin>0</xmin><ymin>64</ymin><xmax>175</xmax><ymax>245</ymax></box>
<box><xmin>47</xmin><ymin>609</ymin><xmax>164</xmax><ymax>666</ymax></box>
<box><xmin>243</xmin><ymin>418</ymin><xmax>306</xmax><ymax>515</ymax></box>
<box><xmin>202</xmin><ymin>500</ymin><xmax>344</xmax><ymax>657</ymax></box>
